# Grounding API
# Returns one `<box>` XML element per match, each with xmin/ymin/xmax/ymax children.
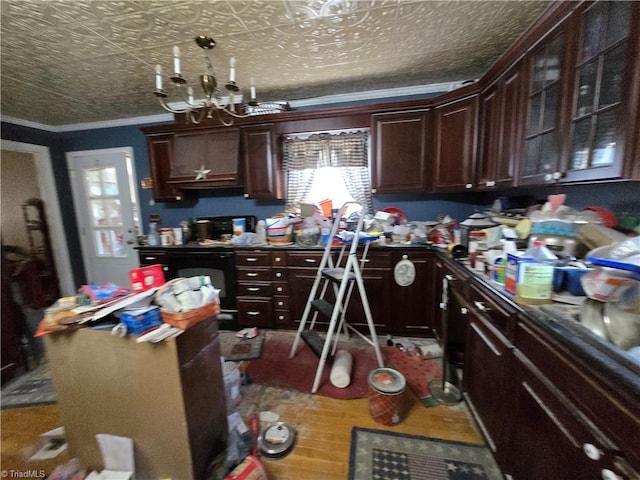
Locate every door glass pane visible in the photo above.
<box><xmin>571</xmin><ymin>118</ymin><xmax>592</xmax><ymax>170</ymax></box>
<box><xmin>94</xmin><ymin>230</ymin><xmax>112</xmax><ymax>256</ymax></box>
<box><xmin>576</xmin><ymin>61</ymin><xmax>597</xmax><ymax>117</ymax></box>
<box><xmin>606</xmin><ymin>1</ymin><xmax>631</xmax><ymax>49</ymax></box>
<box><xmin>592</xmin><ymin>110</ymin><xmax>618</xmax><ymax>166</ymax></box>
<box><xmin>528</xmin><ymin>94</ymin><xmax>541</xmax><ymax>136</ymax></box>
<box><xmin>525</xmin><ymin>138</ymin><xmax>539</xmax><ymax>176</ymax></box>
<box><xmin>543</xmin><ymin>85</ymin><xmax>558</xmax><ymax>131</ymax></box>
<box><xmin>539</xmin><ymin>132</ymin><xmax>556</xmax><ymax>173</ymax></box>
<box><xmin>111</xmin><ymin>230</ymin><xmax>126</xmax><ymax>257</ymax></box>
<box><xmin>600</xmin><ymin>43</ymin><xmax>626</xmax><ymax>108</ymax></box>
<box><xmin>102</xmin><ymin>168</ymin><xmax>119</xmax><ymax>196</ymax></box>
<box><xmin>545</xmin><ymin>36</ymin><xmax>562</xmax><ymax>85</ymax></box>
<box><xmin>90</xmin><ymin>199</ymin><xmax>107</xmax><ymax>227</ymax></box>
<box><xmin>582</xmin><ymin>2</ymin><xmax>606</xmax><ymax>62</ymax></box>
<box><xmin>85</xmin><ymin>170</ymin><xmax>102</xmax><ymax>196</ymax></box>
<box><xmin>105</xmin><ymin>200</ymin><xmax>123</xmax><ymax>227</ymax></box>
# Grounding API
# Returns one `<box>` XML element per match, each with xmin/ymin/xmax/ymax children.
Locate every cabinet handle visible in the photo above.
<box><xmin>460</xmin><ymin>307</ymin><xmax>468</xmax><ymax>315</ymax></box>
<box><xmin>305</xmin><ymin>258</ymin><xmax>317</xmax><ymax>263</ymax></box>
<box><xmin>544</xmin><ymin>173</ymin><xmax>553</xmax><ymax>182</ymax></box>
<box><xmin>445</xmin><ymin>274</ymin><xmax>457</xmax><ymax>282</ymax></box>
<box><xmin>244</xmin><ymin>193</ymin><xmax>249</xmax><ymax>198</ymax></box>
<box><xmin>247</xmin><ymin>311</ymin><xmax>260</xmax><ymax>316</ymax></box>
<box><xmin>486</xmin><ymin>180</ymin><xmax>495</xmax><ymax>187</ymax></box>
<box><xmin>465</xmin><ymin>183</ymin><xmax>473</xmax><ymax>189</ymax></box>
<box><xmin>371</xmin><ymin>188</ymin><xmax>377</xmax><ymax>194</ymax></box>
<box><xmin>248</xmin><ymin>287</ymin><xmax>260</xmax><ymax>292</ymax></box>
<box><xmin>144</xmin><ymin>256</ymin><xmax>158</xmax><ymax>261</ymax></box>
<box><xmin>246</xmin><ymin>257</ymin><xmax>258</xmax><ymax>262</ymax></box>
<box><xmin>176</xmin><ymin>195</ymin><xmax>182</xmax><ymax>201</ymax></box>
<box><xmin>246</xmin><ymin>272</ymin><xmax>259</xmax><ymax>277</ymax></box>
<box><xmin>474</xmin><ymin>301</ymin><xmax>491</xmax><ymax>313</ymax></box>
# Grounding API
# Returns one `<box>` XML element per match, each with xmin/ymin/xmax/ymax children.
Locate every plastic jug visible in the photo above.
<box><xmin>515</xmin><ymin>240</ymin><xmax>558</xmax><ymax>305</ymax></box>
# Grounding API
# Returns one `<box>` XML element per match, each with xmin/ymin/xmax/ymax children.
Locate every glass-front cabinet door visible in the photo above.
<box><xmin>520</xmin><ymin>34</ymin><xmax>565</xmax><ymax>185</ymax></box>
<box><xmin>564</xmin><ymin>1</ymin><xmax>634</xmax><ymax>182</ymax></box>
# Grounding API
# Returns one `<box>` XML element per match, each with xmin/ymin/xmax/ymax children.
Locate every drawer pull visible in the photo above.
<box><xmin>305</xmin><ymin>258</ymin><xmax>317</xmax><ymax>263</ymax></box>
<box><xmin>247</xmin><ymin>311</ymin><xmax>260</xmax><ymax>316</ymax></box>
<box><xmin>474</xmin><ymin>301</ymin><xmax>491</xmax><ymax>313</ymax></box>
<box><xmin>445</xmin><ymin>274</ymin><xmax>456</xmax><ymax>282</ymax></box>
<box><xmin>583</xmin><ymin>443</ymin><xmax>602</xmax><ymax>461</ymax></box>
<box><xmin>601</xmin><ymin>469</ymin><xmax>621</xmax><ymax>480</ymax></box>
<box><xmin>275</xmin><ymin>272</ymin><xmax>282</xmax><ymax>278</ymax></box>
<box><xmin>277</xmin><ymin>301</ymin><xmax>284</xmax><ymax>307</ymax></box>
<box><xmin>276</xmin><ymin>287</ymin><xmax>283</xmax><ymax>293</ymax></box>
<box><xmin>246</xmin><ymin>257</ymin><xmax>258</xmax><ymax>262</ymax></box>
<box><xmin>278</xmin><ymin>315</ymin><xmax>285</xmax><ymax>320</ymax></box>
<box><xmin>246</xmin><ymin>272</ymin><xmax>259</xmax><ymax>277</ymax></box>
<box><xmin>144</xmin><ymin>256</ymin><xmax>158</xmax><ymax>261</ymax></box>
<box><xmin>248</xmin><ymin>287</ymin><xmax>260</xmax><ymax>292</ymax></box>
<box><xmin>274</xmin><ymin>257</ymin><xmax>282</xmax><ymax>262</ymax></box>
<box><xmin>460</xmin><ymin>307</ymin><xmax>468</xmax><ymax>315</ymax></box>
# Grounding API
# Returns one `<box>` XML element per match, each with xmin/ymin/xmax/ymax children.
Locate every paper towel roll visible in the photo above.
<box><xmin>330</xmin><ymin>350</ymin><xmax>353</xmax><ymax>388</ymax></box>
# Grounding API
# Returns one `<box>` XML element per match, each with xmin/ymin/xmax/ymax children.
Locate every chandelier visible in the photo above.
<box><xmin>154</xmin><ymin>35</ymin><xmax>260</xmax><ymax>126</ymax></box>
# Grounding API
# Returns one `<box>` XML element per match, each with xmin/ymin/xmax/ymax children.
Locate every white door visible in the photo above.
<box><xmin>67</xmin><ymin>147</ymin><xmax>140</xmax><ymax>287</ymax></box>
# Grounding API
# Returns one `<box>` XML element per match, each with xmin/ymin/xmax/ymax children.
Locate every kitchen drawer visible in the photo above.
<box><xmin>271</xmin><ymin>251</ymin><xmax>286</xmax><ymax>266</ymax></box>
<box><xmin>237</xmin><ymin>297</ymin><xmax>273</xmax><ymax>327</ymax></box>
<box><xmin>238</xmin><ymin>282</ymin><xmax>272</xmax><ymax>296</ymax></box>
<box><xmin>468</xmin><ymin>282</ymin><xmax>516</xmax><ymax>340</ymax></box>
<box><xmin>236</xmin><ymin>251</ymin><xmax>271</xmax><ymax>267</ymax></box>
<box><xmin>342</xmin><ymin>250</ymin><xmax>393</xmax><ymax>268</ymax></box>
<box><xmin>287</xmin><ymin>251</ymin><xmax>324</xmax><ymax>267</ymax></box>
<box><xmin>236</xmin><ymin>267</ymin><xmax>271</xmax><ymax>282</ymax></box>
<box><xmin>274</xmin><ymin>310</ymin><xmax>292</xmax><ymax>329</ymax></box>
<box><xmin>272</xmin><ymin>268</ymin><xmax>287</xmax><ymax>281</ymax></box>
<box><xmin>273</xmin><ymin>281</ymin><xmax>288</xmax><ymax>296</ymax></box>
<box><xmin>138</xmin><ymin>249</ymin><xmax>169</xmax><ymax>266</ymax></box>
<box><xmin>273</xmin><ymin>295</ymin><xmax>290</xmax><ymax>311</ymax></box>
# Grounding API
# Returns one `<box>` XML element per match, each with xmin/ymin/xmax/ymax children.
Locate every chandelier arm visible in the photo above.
<box><xmin>188</xmin><ymin>109</ymin><xmax>207</xmax><ymax>125</ymax></box>
<box><xmin>214</xmin><ymin>107</ymin><xmax>236</xmax><ymax>127</ymax></box>
<box><xmin>157</xmin><ymin>97</ymin><xmax>190</xmax><ymax>114</ymax></box>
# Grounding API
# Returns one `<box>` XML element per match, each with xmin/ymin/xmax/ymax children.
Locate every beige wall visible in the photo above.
<box><xmin>1</xmin><ymin>150</ymin><xmax>40</xmax><ymax>248</ymax></box>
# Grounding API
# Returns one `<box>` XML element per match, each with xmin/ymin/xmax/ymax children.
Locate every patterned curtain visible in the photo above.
<box><xmin>282</xmin><ymin>130</ymin><xmax>372</xmax><ymax>213</ymax></box>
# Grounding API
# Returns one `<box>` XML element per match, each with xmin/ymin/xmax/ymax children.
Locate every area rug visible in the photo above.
<box><xmin>226</xmin><ymin>334</ymin><xmax>265</xmax><ymax>361</ymax></box>
<box><xmin>245</xmin><ymin>333</ymin><xmax>380</xmax><ymax>399</ymax></box>
<box><xmin>1</xmin><ymin>363</ymin><xmax>56</xmax><ymax>409</ymax></box>
<box><xmin>381</xmin><ymin>346</ymin><xmax>443</xmax><ymax>407</ymax></box>
<box><xmin>349</xmin><ymin>427</ymin><xmax>503</xmax><ymax>480</ymax></box>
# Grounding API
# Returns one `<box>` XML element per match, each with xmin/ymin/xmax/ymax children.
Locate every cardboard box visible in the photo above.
<box><xmin>129</xmin><ymin>264</ymin><xmax>165</xmax><ymax>292</ymax></box>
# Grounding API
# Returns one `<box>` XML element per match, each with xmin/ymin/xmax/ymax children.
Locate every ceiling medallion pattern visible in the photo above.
<box><xmin>1</xmin><ymin>0</ymin><xmax>549</xmax><ymax>126</ymax></box>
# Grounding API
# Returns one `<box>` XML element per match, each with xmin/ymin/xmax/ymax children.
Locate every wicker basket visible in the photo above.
<box><xmin>160</xmin><ymin>300</ymin><xmax>220</xmax><ymax>330</ymax></box>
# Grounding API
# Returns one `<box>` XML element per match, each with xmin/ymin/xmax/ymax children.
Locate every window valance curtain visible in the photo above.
<box><xmin>282</xmin><ymin>130</ymin><xmax>372</xmax><ymax>213</ymax></box>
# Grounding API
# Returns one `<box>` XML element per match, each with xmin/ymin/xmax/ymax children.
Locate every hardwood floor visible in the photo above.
<box><xmin>2</xmin><ymin>330</ymin><xmax>486</xmax><ymax>479</ymax></box>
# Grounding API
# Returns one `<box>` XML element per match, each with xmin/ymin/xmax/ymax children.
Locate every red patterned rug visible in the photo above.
<box><xmin>245</xmin><ymin>334</ymin><xmax>380</xmax><ymax>399</ymax></box>
<box><xmin>381</xmin><ymin>345</ymin><xmax>443</xmax><ymax>407</ymax></box>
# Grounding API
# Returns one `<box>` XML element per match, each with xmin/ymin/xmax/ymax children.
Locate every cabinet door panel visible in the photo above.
<box><xmin>371</xmin><ymin>111</ymin><xmax>428</xmax><ymax>193</ymax></box>
<box><xmin>242</xmin><ymin>124</ymin><xmax>283</xmax><ymax>199</ymax></box>
<box><xmin>147</xmin><ymin>135</ymin><xmax>185</xmax><ymax>202</ymax></box>
<box><xmin>432</xmin><ymin>96</ymin><xmax>478</xmax><ymax>192</ymax></box>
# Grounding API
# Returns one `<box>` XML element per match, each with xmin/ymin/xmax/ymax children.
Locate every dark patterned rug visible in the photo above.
<box><xmin>349</xmin><ymin>427</ymin><xmax>503</xmax><ymax>480</ymax></box>
<box><xmin>1</xmin><ymin>363</ymin><xmax>56</xmax><ymax>409</ymax></box>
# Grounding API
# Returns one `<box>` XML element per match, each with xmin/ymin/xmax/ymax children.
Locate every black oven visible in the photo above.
<box><xmin>166</xmin><ymin>249</ymin><xmax>238</xmax><ymax>330</ymax></box>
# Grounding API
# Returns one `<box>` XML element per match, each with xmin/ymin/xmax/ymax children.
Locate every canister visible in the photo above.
<box><xmin>367</xmin><ymin>368</ymin><xmax>406</xmax><ymax>426</ymax></box>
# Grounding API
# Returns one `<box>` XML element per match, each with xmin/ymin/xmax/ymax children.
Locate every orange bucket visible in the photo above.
<box><xmin>367</xmin><ymin>368</ymin><xmax>406</xmax><ymax>426</ymax></box>
<box><xmin>318</xmin><ymin>199</ymin><xmax>333</xmax><ymax>219</ymax></box>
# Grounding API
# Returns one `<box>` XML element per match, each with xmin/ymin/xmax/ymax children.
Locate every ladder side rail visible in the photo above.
<box><xmin>351</xmin><ymin>256</ymin><xmax>384</xmax><ymax>367</ymax></box>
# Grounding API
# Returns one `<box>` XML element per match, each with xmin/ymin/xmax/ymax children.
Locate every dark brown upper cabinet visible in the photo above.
<box><xmin>519</xmin><ymin>31</ymin><xmax>567</xmax><ymax>186</ymax></box>
<box><xmin>145</xmin><ymin>133</ymin><xmax>188</xmax><ymax>202</ymax></box>
<box><xmin>477</xmin><ymin>63</ymin><xmax>525</xmax><ymax>190</ymax></box>
<box><xmin>371</xmin><ymin>110</ymin><xmax>429</xmax><ymax>193</ymax></box>
<box><xmin>432</xmin><ymin>91</ymin><xmax>479</xmax><ymax>192</ymax></box>
<box><xmin>169</xmin><ymin>128</ymin><xmax>242</xmax><ymax>188</ymax></box>
<box><xmin>562</xmin><ymin>1</ymin><xmax>639</xmax><ymax>183</ymax></box>
<box><xmin>241</xmin><ymin>124</ymin><xmax>283</xmax><ymax>199</ymax></box>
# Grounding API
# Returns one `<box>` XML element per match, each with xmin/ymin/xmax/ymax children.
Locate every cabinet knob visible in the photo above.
<box><xmin>601</xmin><ymin>469</ymin><xmax>622</xmax><ymax>480</ymax></box>
<box><xmin>544</xmin><ymin>173</ymin><xmax>553</xmax><ymax>182</ymax></box>
<box><xmin>275</xmin><ymin>272</ymin><xmax>282</xmax><ymax>278</ymax></box>
<box><xmin>276</xmin><ymin>287</ymin><xmax>283</xmax><ymax>293</ymax></box>
<box><xmin>244</xmin><ymin>193</ymin><xmax>249</xmax><ymax>198</ymax></box>
<box><xmin>583</xmin><ymin>443</ymin><xmax>602</xmax><ymax>461</ymax></box>
<box><xmin>445</xmin><ymin>274</ymin><xmax>457</xmax><ymax>282</ymax></box>
<box><xmin>371</xmin><ymin>188</ymin><xmax>377</xmax><ymax>194</ymax></box>
<box><xmin>486</xmin><ymin>180</ymin><xmax>495</xmax><ymax>187</ymax></box>
<box><xmin>474</xmin><ymin>301</ymin><xmax>491</xmax><ymax>313</ymax></box>
<box><xmin>275</xmin><ymin>257</ymin><xmax>282</xmax><ymax>262</ymax></box>
<box><xmin>278</xmin><ymin>315</ymin><xmax>285</xmax><ymax>321</ymax></box>
<box><xmin>552</xmin><ymin>171</ymin><xmax>562</xmax><ymax>180</ymax></box>
<box><xmin>465</xmin><ymin>183</ymin><xmax>473</xmax><ymax>189</ymax></box>
<box><xmin>460</xmin><ymin>307</ymin><xmax>468</xmax><ymax>315</ymax></box>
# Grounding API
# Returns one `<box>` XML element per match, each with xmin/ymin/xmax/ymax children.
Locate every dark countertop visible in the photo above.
<box><xmin>137</xmin><ymin>243</ymin><xmax>640</xmax><ymax>397</ymax></box>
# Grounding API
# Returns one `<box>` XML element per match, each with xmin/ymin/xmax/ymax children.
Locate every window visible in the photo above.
<box><xmin>282</xmin><ymin>130</ymin><xmax>372</xmax><ymax>215</ymax></box>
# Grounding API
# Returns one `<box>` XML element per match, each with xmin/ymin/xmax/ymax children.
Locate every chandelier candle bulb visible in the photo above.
<box><xmin>229</xmin><ymin>57</ymin><xmax>236</xmax><ymax>83</ymax></box>
<box><xmin>155</xmin><ymin>64</ymin><xmax>162</xmax><ymax>90</ymax></box>
<box><xmin>250</xmin><ymin>77</ymin><xmax>256</xmax><ymax>100</ymax></box>
<box><xmin>187</xmin><ymin>87</ymin><xmax>194</xmax><ymax>105</ymax></box>
<box><xmin>173</xmin><ymin>45</ymin><xmax>181</xmax><ymax>74</ymax></box>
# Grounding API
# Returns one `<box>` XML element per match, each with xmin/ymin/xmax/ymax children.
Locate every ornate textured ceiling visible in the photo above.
<box><xmin>0</xmin><ymin>0</ymin><xmax>550</xmax><ymax>127</ymax></box>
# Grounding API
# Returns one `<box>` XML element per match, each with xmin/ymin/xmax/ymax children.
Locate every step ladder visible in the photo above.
<box><xmin>289</xmin><ymin>201</ymin><xmax>384</xmax><ymax>393</ymax></box>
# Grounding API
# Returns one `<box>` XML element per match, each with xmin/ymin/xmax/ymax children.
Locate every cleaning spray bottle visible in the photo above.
<box><xmin>491</xmin><ymin>228</ymin><xmax>517</xmax><ymax>285</ymax></box>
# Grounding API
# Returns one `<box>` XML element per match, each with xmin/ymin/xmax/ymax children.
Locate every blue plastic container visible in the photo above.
<box><xmin>120</xmin><ymin>306</ymin><xmax>162</xmax><ymax>335</ymax></box>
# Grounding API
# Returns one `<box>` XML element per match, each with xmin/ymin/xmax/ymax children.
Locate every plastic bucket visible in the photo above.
<box><xmin>222</xmin><ymin>360</ymin><xmax>241</xmax><ymax>411</ymax></box>
<box><xmin>367</xmin><ymin>368</ymin><xmax>406</xmax><ymax>426</ymax></box>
